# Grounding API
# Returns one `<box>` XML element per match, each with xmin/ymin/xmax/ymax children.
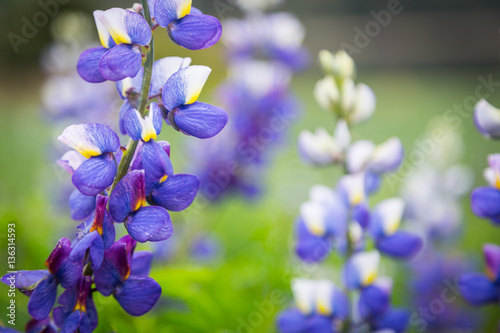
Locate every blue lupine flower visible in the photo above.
<box><xmin>77</xmin><ymin>8</ymin><xmax>152</xmax><ymax>82</ymax></box>
<box><xmin>277</xmin><ymin>279</ymin><xmax>349</xmax><ymax>333</ymax></box>
<box><xmin>474</xmin><ymin>99</ymin><xmax>500</xmax><ymax>139</ymax></box>
<box><xmin>295</xmin><ymin>185</ymin><xmax>347</xmax><ymax>263</ymax></box>
<box><xmin>70</xmin><ymin>195</ymin><xmax>115</xmax><ymax>270</ymax></box>
<box><xmin>471</xmin><ymin>154</ymin><xmax>500</xmax><ymax>226</ymax></box>
<box><xmin>53</xmin><ymin>276</ymin><xmax>97</xmax><ymax>333</ymax></box>
<box><xmin>369</xmin><ymin>198</ymin><xmax>422</xmax><ymax>260</ymax></box>
<box><xmin>161</xmin><ymin>65</ymin><xmax>228</xmax><ymax>139</ymax></box>
<box><xmin>68</xmin><ymin>189</ymin><xmax>97</xmax><ymax>221</ymax></box>
<box><xmin>58</xmin><ymin>123</ymin><xmax>121</xmax><ymax>196</ymax></box>
<box><xmin>459</xmin><ymin>244</ymin><xmax>500</xmax><ymax>306</ymax></box>
<box><xmin>123</xmin><ymin>102</ymin><xmax>163</xmax><ymax>142</ymax></box>
<box><xmin>154</xmin><ymin>0</ymin><xmax>222</xmax><ymax>50</ymax></box>
<box><xmin>1</xmin><ymin>238</ymin><xmax>82</xmax><ymax>320</ymax></box>
<box><xmin>93</xmin><ymin>236</ymin><xmax>161</xmax><ymax>316</ymax></box>
<box><xmin>343</xmin><ymin>250</ymin><xmax>380</xmax><ymax>290</ymax></box>
<box><xmin>109</xmin><ymin>170</ymin><xmax>172</xmax><ymax>243</ymax></box>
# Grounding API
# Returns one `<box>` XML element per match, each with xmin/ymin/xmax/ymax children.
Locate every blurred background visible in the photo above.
<box><xmin>0</xmin><ymin>0</ymin><xmax>499</xmax><ymax>332</ymax></box>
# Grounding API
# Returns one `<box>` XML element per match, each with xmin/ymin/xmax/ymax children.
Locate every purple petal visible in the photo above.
<box><xmin>459</xmin><ymin>272</ymin><xmax>499</xmax><ymax>306</ymax></box>
<box><xmin>55</xmin><ymin>258</ymin><xmax>83</xmax><ymax>289</ymax></box>
<box><xmin>94</xmin><ymin>242</ymin><xmax>130</xmax><ymax>296</ymax></box>
<box><xmin>69</xmin><ymin>190</ymin><xmax>96</xmax><ymax>221</ymax></box>
<box><xmin>376</xmin><ymin>231</ymin><xmax>422</xmax><ymax>260</ymax></box>
<box><xmin>61</xmin><ymin>310</ymin><xmax>91</xmax><ymax>333</ymax></box>
<box><xmin>1</xmin><ymin>270</ymin><xmax>49</xmax><ymax>296</ymax></box>
<box><xmin>99</xmin><ymin>44</ymin><xmax>142</xmax><ymax>82</ymax></box>
<box><xmin>102</xmin><ymin>210</ymin><xmax>116</xmax><ymax>249</ymax></box>
<box><xmin>373</xmin><ymin>308</ymin><xmax>410</xmax><ymax>333</ymax></box>
<box><xmin>28</xmin><ymin>275</ymin><xmax>58</xmax><ymax>320</ymax></box>
<box><xmin>294</xmin><ymin>218</ymin><xmax>332</xmax><ymax>263</ymax></box>
<box><xmin>117</xmin><ymin>68</ymin><xmax>143</xmax><ymax>100</ymax></box>
<box><xmin>149</xmin><ymin>174</ymin><xmax>200</xmax><ymax>211</ymax></box>
<box><xmin>171</xmin><ymin>102</ymin><xmax>228</xmax><ymax>139</ymax></box>
<box><xmin>154</xmin><ymin>0</ymin><xmax>191</xmax><ymax>27</ymax></box>
<box><xmin>123</xmin><ymin>108</ymin><xmax>143</xmax><ymax>141</ymax></box>
<box><xmin>131</xmin><ymin>252</ymin><xmax>154</xmax><ymax>276</ymax></box>
<box><xmin>161</xmin><ymin>66</ymin><xmax>211</xmax><ymax>111</ymax></box>
<box><xmin>109</xmin><ymin>170</ymin><xmax>146</xmax><ymax>222</ymax></box>
<box><xmin>276</xmin><ymin>309</ymin><xmax>308</xmax><ymax>333</ymax></box>
<box><xmin>168</xmin><ymin>15</ymin><xmax>222</xmax><ymax>50</ymax></box>
<box><xmin>484</xmin><ymin>243</ymin><xmax>500</xmax><ymax>283</ymax></box>
<box><xmin>150</xmin><ymin>57</ymin><xmax>191</xmax><ymax>96</ymax></box>
<box><xmin>471</xmin><ymin>187</ymin><xmax>500</xmax><ymax>222</ymax></box>
<box><xmin>58</xmin><ymin>123</ymin><xmax>120</xmax><ymax>158</ymax></box>
<box><xmin>358</xmin><ymin>285</ymin><xmax>390</xmax><ymax>319</ymax></box>
<box><xmin>147</xmin><ymin>221</ymin><xmax>174</xmax><ymax>242</ymax></box>
<box><xmin>113</xmin><ymin>276</ymin><xmax>161</xmax><ymax>316</ymax></box>
<box><xmin>45</xmin><ymin>238</ymin><xmax>72</xmax><ymax>274</ymax></box>
<box><xmin>141</xmin><ymin>140</ymin><xmax>174</xmax><ymax>184</ymax></box>
<box><xmin>72</xmin><ymin>153</ymin><xmax>117</xmax><ymax>196</ymax></box>
<box><xmin>77</xmin><ymin>47</ymin><xmax>107</xmax><ymax>83</ymax></box>
<box><xmin>125</xmin><ymin>206</ymin><xmax>171</xmax><ymax>243</ymax></box>
<box><xmin>70</xmin><ymin>231</ymin><xmax>99</xmax><ymax>263</ymax></box>
<box><xmin>125</xmin><ymin>11</ymin><xmax>152</xmax><ymax>46</ymax></box>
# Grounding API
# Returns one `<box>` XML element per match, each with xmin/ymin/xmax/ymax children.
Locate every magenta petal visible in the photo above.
<box><xmin>99</xmin><ymin>44</ymin><xmax>143</xmax><ymax>82</ymax></box>
<box><xmin>168</xmin><ymin>15</ymin><xmax>222</xmax><ymax>50</ymax></box>
<box><xmin>77</xmin><ymin>47</ymin><xmax>108</xmax><ymax>83</ymax></box>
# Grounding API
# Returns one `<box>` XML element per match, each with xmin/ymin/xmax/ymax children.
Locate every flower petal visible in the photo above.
<box><xmin>28</xmin><ymin>275</ymin><xmax>58</xmax><ymax>320</ymax></box>
<box><xmin>114</xmin><ymin>276</ymin><xmax>161</xmax><ymax>316</ymax></box>
<box><xmin>370</xmin><ymin>198</ymin><xmax>405</xmax><ymax>238</ymax></box>
<box><xmin>131</xmin><ymin>252</ymin><xmax>154</xmax><ymax>276</ymax></box>
<box><xmin>141</xmin><ymin>140</ymin><xmax>174</xmax><ymax>184</ymax></box>
<box><xmin>77</xmin><ymin>47</ymin><xmax>108</xmax><ymax>83</ymax></box>
<box><xmin>109</xmin><ymin>170</ymin><xmax>146</xmax><ymax>222</ymax></box>
<box><xmin>344</xmin><ymin>250</ymin><xmax>380</xmax><ymax>289</ymax></box>
<box><xmin>116</xmin><ymin>68</ymin><xmax>143</xmax><ymax>100</ymax></box>
<box><xmin>358</xmin><ymin>285</ymin><xmax>390</xmax><ymax>319</ymax></box>
<box><xmin>1</xmin><ymin>270</ymin><xmax>49</xmax><ymax>296</ymax></box>
<box><xmin>370</xmin><ymin>137</ymin><xmax>404</xmax><ymax>174</ymax></box>
<box><xmin>162</xmin><ymin>66</ymin><xmax>211</xmax><ymax>110</ymax></box>
<box><xmin>69</xmin><ymin>190</ymin><xmax>96</xmax><ymax>221</ymax></box>
<box><xmin>99</xmin><ymin>44</ymin><xmax>142</xmax><ymax>82</ymax></box>
<box><xmin>168</xmin><ymin>15</ymin><xmax>222</xmax><ymax>50</ymax></box>
<box><xmin>149</xmin><ymin>174</ymin><xmax>200</xmax><ymax>211</ymax></box>
<box><xmin>474</xmin><ymin>99</ymin><xmax>500</xmax><ymax>139</ymax></box>
<box><xmin>150</xmin><ymin>57</ymin><xmax>191</xmax><ymax>96</ymax></box>
<box><xmin>58</xmin><ymin>124</ymin><xmax>120</xmax><ymax>158</ymax></box>
<box><xmin>376</xmin><ymin>231</ymin><xmax>422</xmax><ymax>260</ymax></box>
<box><xmin>124</xmin><ymin>206</ymin><xmax>171</xmax><ymax>243</ymax></box>
<box><xmin>372</xmin><ymin>308</ymin><xmax>409</xmax><ymax>333</ymax></box>
<box><xmin>154</xmin><ymin>0</ymin><xmax>192</xmax><ymax>27</ymax></box>
<box><xmin>72</xmin><ymin>153</ymin><xmax>117</xmax><ymax>196</ymax></box>
<box><xmin>124</xmin><ymin>10</ymin><xmax>152</xmax><ymax>45</ymax></box>
<box><xmin>277</xmin><ymin>309</ymin><xmax>308</xmax><ymax>333</ymax></box>
<box><xmin>171</xmin><ymin>102</ymin><xmax>228</xmax><ymax>139</ymax></box>
<box><xmin>294</xmin><ymin>218</ymin><xmax>332</xmax><ymax>263</ymax></box>
<box><xmin>94</xmin><ymin>242</ymin><xmax>130</xmax><ymax>296</ymax></box>
<box><xmin>484</xmin><ymin>243</ymin><xmax>500</xmax><ymax>283</ymax></box>
<box><xmin>458</xmin><ymin>272</ymin><xmax>499</xmax><ymax>306</ymax></box>
<box><xmin>471</xmin><ymin>187</ymin><xmax>500</xmax><ymax>223</ymax></box>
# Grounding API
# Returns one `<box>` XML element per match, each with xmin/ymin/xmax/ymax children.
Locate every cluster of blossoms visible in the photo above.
<box><xmin>277</xmin><ymin>50</ymin><xmax>423</xmax><ymax>333</ymax></box>
<box><xmin>189</xmin><ymin>0</ymin><xmax>308</xmax><ymax>201</ymax></box>
<box><xmin>458</xmin><ymin>99</ymin><xmax>500</xmax><ymax>326</ymax></box>
<box><xmin>2</xmin><ymin>1</ymin><xmax>227</xmax><ymax>331</ymax></box>
<box><xmin>401</xmin><ymin>121</ymin><xmax>479</xmax><ymax>331</ymax></box>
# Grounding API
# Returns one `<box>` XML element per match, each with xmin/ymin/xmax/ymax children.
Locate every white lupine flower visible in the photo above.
<box><xmin>319</xmin><ymin>49</ymin><xmax>356</xmax><ymax>80</ymax></box>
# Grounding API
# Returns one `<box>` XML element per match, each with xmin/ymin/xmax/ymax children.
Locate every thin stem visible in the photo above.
<box><xmin>110</xmin><ymin>0</ymin><xmax>155</xmax><ymax>192</ymax></box>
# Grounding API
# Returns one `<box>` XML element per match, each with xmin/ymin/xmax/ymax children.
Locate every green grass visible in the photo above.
<box><xmin>1</xmin><ymin>65</ymin><xmax>500</xmax><ymax>332</ymax></box>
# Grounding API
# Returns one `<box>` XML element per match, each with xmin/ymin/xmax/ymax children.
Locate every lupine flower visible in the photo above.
<box><xmin>346</xmin><ymin>138</ymin><xmax>404</xmax><ymax>175</ymax></box>
<box><xmin>471</xmin><ymin>154</ymin><xmax>500</xmax><ymax>226</ymax></box>
<box><xmin>343</xmin><ymin>250</ymin><xmax>380</xmax><ymax>290</ymax></box>
<box><xmin>222</xmin><ymin>13</ymin><xmax>309</xmax><ymax>71</ymax></box>
<box><xmin>53</xmin><ymin>276</ymin><xmax>97</xmax><ymax>332</ymax></box>
<box><xmin>318</xmin><ymin>49</ymin><xmax>356</xmax><ymax>81</ymax></box>
<box><xmin>93</xmin><ymin>236</ymin><xmax>161</xmax><ymax>316</ymax></box>
<box><xmin>109</xmin><ymin>170</ymin><xmax>172</xmax><ymax>243</ymax></box>
<box><xmin>70</xmin><ymin>195</ymin><xmax>115</xmax><ymax>270</ymax></box>
<box><xmin>295</xmin><ymin>185</ymin><xmax>347</xmax><ymax>262</ymax></box>
<box><xmin>459</xmin><ymin>244</ymin><xmax>500</xmax><ymax>306</ymax></box>
<box><xmin>474</xmin><ymin>99</ymin><xmax>500</xmax><ymax>139</ymax></box>
<box><xmin>123</xmin><ymin>102</ymin><xmax>163</xmax><ymax>142</ymax></box>
<box><xmin>77</xmin><ymin>8</ymin><xmax>152</xmax><ymax>82</ymax></box>
<box><xmin>161</xmin><ymin>65</ymin><xmax>228</xmax><ymax>139</ymax></box>
<box><xmin>298</xmin><ymin>120</ymin><xmax>351</xmax><ymax>166</ymax></box>
<box><xmin>2</xmin><ymin>239</ymin><xmax>82</xmax><ymax>320</ymax></box>
<box><xmin>58</xmin><ymin>123</ymin><xmax>121</xmax><ymax>196</ymax></box>
<box><xmin>277</xmin><ymin>279</ymin><xmax>349</xmax><ymax>333</ymax></box>
<box><xmin>154</xmin><ymin>0</ymin><xmax>222</xmax><ymax>50</ymax></box>
<box><xmin>369</xmin><ymin>198</ymin><xmax>422</xmax><ymax>259</ymax></box>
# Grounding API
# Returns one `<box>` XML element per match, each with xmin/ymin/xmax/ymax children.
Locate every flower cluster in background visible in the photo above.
<box><xmin>2</xmin><ymin>1</ymin><xmax>226</xmax><ymax>332</ymax></box>
<box><xmin>277</xmin><ymin>50</ymin><xmax>423</xmax><ymax>333</ymax></box>
<box><xmin>188</xmin><ymin>0</ymin><xmax>308</xmax><ymax>201</ymax></box>
<box><xmin>458</xmin><ymin>99</ymin><xmax>500</xmax><ymax>328</ymax></box>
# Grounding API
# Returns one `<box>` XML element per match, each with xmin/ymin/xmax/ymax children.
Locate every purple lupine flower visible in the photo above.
<box><xmin>93</xmin><ymin>236</ymin><xmax>161</xmax><ymax>316</ymax></box>
<box><xmin>77</xmin><ymin>8</ymin><xmax>152</xmax><ymax>82</ymax></box>
<box><xmin>459</xmin><ymin>244</ymin><xmax>500</xmax><ymax>306</ymax></box>
<box><xmin>58</xmin><ymin>123</ymin><xmax>121</xmax><ymax>196</ymax></box>
<box><xmin>277</xmin><ymin>279</ymin><xmax>349</xmax><ymax>333</ymax></box>
<box><xmin>70</xmin><ymin>195</ymin><xmax>115</xmax><ymax>270</ymax></box>
<box><xmin>109</xmin><ymin>170</ymin><xmax>172</xmax><ymax>243</ymax></box>
<box><xmin>1</xmin><ymin>239</ymin><xmax>82</xmax><ymax>320</ymax></box>
<box><xmin>474</xmin><ymin>99</ymin><xmax>500</xmax><ymax>139</ymax></box>
<box><xmin>154</xmin><ymin>0</ymin><xmax>222</xmax><ymax>50</ymax></box>
<box><xmin>161</xmin><ymin>65</ymin><xmax>228</xmax><ymax>139</ymax></box>
<box><xmin>53</xmin><ymin>276</ymin><xmax>97</xmax><ymax>332</ymax></box>
<box><xmin>369</xmin><ymin>198</ymin><xmax>422</xmax><ymax>260</ymax></box>
<box><xmin>343</xmin><ymin>250</ymin><xmax>380</xmax><ymax>290</ymax></box>
<box><xmin>471</xmin><ymin>154</ymin><xmax>500</xmax><ymax>226</ymax></box>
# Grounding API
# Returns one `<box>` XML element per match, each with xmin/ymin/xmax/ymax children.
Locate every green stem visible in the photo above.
<box><xmin>110</xmin><ymin>0</ymin><xmax>155</xmax><ymax>192</ymax></box>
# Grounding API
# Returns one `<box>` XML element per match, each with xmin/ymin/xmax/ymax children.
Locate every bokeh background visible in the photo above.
<box><xmin>0</xmin><ymin>0</ymin><xmax>500</xmax><ymax>332</ymax></box>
